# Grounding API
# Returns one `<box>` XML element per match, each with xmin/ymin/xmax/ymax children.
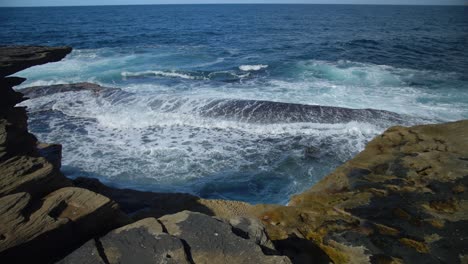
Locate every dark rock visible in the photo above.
<box><xmin>56</xmin><ymin>240</ymin><xmax>106</xmax><ymax>264</ymax></box>
<box><xmin>0</xmin><ymin>46</ymin><xmax>72</xmax><ymax>78</ymax></box>
<box><xmin>0</xmin><ymin>77</ymin><xmax>26</xmax><ymax>109</ymax></box>
<box><xmin>304</xmin><ymin>145</ymin><xmax>320</xmax><ymax>159</ymax></box>
<box><xmin>20</xmin><ymin>82</ymin><xmax>120</xmax><ymax>99</ymax></box>
<box><xmin>37</xmin><ymin>142</ymin><xmax>62</xmax><ymax>169</ymax></box>
<box><xmin>59</xmin><ymin>218</ymin><xmax>191</xmax><ymax>264</ymax></box>
<box><xmin>159</xmin><ymin>211</ymin><xmax>291</xmax><ymax>264</ymax></box>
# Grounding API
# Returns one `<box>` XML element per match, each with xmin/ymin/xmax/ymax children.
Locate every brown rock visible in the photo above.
<box><xmin>0</xmin><ymin>187</ymin><xmax>129</xmax><ymax>263</ymax></box>
<box><xmin>0</xmin><ymin>156</ymin><xmax>71</xmax><ymax>198</ymax></box>
<box><xmin>256</xmin><ymin>120</ymin><xmax>468</xmax><ymax>264</ymax></box>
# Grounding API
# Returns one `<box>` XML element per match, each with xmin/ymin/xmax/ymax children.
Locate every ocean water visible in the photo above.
<box><xmin>1</xmin><ymin>5</ymin><xmax>467</xmax><ymax>204</ymax></box>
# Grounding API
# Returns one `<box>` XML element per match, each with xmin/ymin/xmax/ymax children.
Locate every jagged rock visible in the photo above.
<box><xmin>0</xmin><ymin>187</ymin><xmax>129</xmax><ymax>263</ymax></box>
<box><xmin>0</xmin><ymin>112</ymin><xmax>38</xmax><ymax>161</ymax></box>
<box><xmin>0</xmin><ymin>77</ymin><xmax>26</xmax><ymax>110</ymax></box>
<box><xmin>37</xmin><ymin>142</ymin><xmax>62</xmax><ymax>169</ymax></box>
<box><xmin>0</xmin><ymin>156</ymin><xmax>71</xmax><ymax>198</ymax></box>
<box><xmin>159</xmin><ymin>211</ymin><xmax>292</xmax><ymax>264</ymax></box>
<box><xmin>0</xmin><ymin>46</ymin><xmax>72</xmax><ymax>78</ymax></box>
<box><xmin>257</xmin><ymin>120</ymin><xmax>468</xmax><ymax>264</ymax></box>
<box><xmin>229</xmin><ymin>216</ymin><xmax>276</xmax><ymax>252</ymax></box>
<box><xmin>0</xmin><ymin>45</ymin><xmax>133</xmax><ymax>264</ymax></box>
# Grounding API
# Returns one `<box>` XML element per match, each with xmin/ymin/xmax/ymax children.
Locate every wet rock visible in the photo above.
<box><xmin>20</xmin><ymin>82</ymin><xmax>120</xmax><ymax>99</ymax></box>
<box><xmin>304</xmin><ymin>145</ymin><xmax>320</xmax><ymax>159</ymax></box>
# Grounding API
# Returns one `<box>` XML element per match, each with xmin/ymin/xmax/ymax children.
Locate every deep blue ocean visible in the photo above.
<box><xmin>1</xmin><ymin>5</ymin><xmax>467</xmax><ymax>204</ymax></box>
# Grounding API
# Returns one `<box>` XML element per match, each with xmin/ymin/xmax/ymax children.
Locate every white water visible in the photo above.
<box><xmin>15</xmin><ymin>48</ymin><xmax>468</xmax><ymax>203</ymax></box>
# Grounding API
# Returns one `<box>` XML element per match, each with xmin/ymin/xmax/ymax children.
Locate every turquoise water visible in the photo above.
<box><xmin>2</xmin><ymin>5</ymin><xmax>467</xmax><ymax>204</ymax></box>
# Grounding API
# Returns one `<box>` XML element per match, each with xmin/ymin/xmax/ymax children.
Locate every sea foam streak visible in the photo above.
<box><xmin>121</xmin><ymin>70</ymin><xmax>204</xmax><ymax>80</ymax></box>
<box><xmin>21</xmin><ymin>88</ymin><xmax>392</xmax><ymax>203</ymax></box>
<box><xmin>239</xmin><ymin>64</ymin><xmax>269</xmax><ymax>71</ymax></box>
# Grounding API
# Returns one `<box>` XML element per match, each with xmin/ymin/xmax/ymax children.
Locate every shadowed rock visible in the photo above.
<box><xmin>59</xmin><ymin>218</ymin><xmax>190</xmax><ymax>264</ymax></box>
<box><xmin>0</xmin><ymin>46</ymin><xmax>72</xmax><ymax>78</ymax></box>
<box><xmin>0</xmin><ymin>46</ymin><xmax>130</xmax><ymax>264</ymax></box>
<box><xmin>0</xmin><ymin>187</ymin><xmax>129</xmax><ymax>263</ymax></box>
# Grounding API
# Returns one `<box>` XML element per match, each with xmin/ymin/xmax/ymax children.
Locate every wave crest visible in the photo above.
<box><xmin>239</xmin><ymin>64</ymin><xmax>268</xmax><ymax>71</ymax></box>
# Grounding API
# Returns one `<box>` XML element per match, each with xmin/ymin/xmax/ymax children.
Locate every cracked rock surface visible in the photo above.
<box><xmin>60</xmin><ymin>211</ymin><xmax>291</xmax><ymax>264</ymax></box>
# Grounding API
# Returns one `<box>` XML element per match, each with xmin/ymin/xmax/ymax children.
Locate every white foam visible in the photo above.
<box><xmin>239</xmin><ymin>64</ymin><xmax>268</xmax><ymax>71</ymax></box>
<box><xmin>21</xmin><ymin>91</ymin><xmax>383</xmax><ymax>186</ymax></box>
<box><xmin>15</xmin><ymin>51</ymin><xmax>468</xmax><ymax>202</ymax></box>
<box><xmin>121</xmin><ymin>70</ymin><xmax>201</xmax><ymax>80</ymax></box>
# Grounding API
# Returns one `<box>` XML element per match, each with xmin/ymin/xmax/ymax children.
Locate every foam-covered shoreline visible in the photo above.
<box><xmin>1</xmin><ymin>46</ymin><xmax>467</xmax><ymax>264</ymax></box>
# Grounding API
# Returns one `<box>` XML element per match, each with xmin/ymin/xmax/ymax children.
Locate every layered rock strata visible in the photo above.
<box><xmin>0</xmin><ymin>46</ymin><xmax>129</xmax><ymax>263</ymax></box>
<box><xmin>1</xmin><ymin>46</ymin><xmax>467</xmax><ymax>264</ymax></box>
<box><xmin>0</xmin><ymin>46</ymin><xmax>292</xmax><ymax>264</ymax></box>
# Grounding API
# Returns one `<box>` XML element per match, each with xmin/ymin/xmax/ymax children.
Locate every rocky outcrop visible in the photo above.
<box><xmin>0</xmin><ymin>46</ymin><xmax>129</xmax><ymax>263</ymax></box>
<box><xmin>60</xmin><ymin>211</ymin><xmax>291</xmax><ymax>264</ymax></box>
<box><xmin>2</xmin><ymin>45</ymin><xmax>467</xmax><ymax>264</ymax></box>
<box><xmin>0</xmin><ymin>46</ymin><xmax>72</xmax><ymax>78</ymax></box>
<box><xmin>255</xmin><ymin>120</ymin><xmax>468</xmax><ymax>263</ymax></box>
<box><xmin>0</xmin><ymin>45</ymin><xmax>293</xmax><ymax>264</ymax></box>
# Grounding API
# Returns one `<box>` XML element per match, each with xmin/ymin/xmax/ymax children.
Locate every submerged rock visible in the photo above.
<box><xmin>20</xmin><ymin>82</ymin><xmax>120</xmax><ymax>99</ymax></box>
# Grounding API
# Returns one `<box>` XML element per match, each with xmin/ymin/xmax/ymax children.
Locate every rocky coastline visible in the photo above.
<box><xmin>1</xmin><ymin>46</ymin><xmax>467</xmax><ymax>264</ymax></box>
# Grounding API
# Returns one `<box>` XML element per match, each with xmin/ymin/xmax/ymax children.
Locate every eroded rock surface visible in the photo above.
<box><xmin>0</xmin><ymin>46</ymin><xmax>129</xmax><ymax>263</ymax></box>
<box><xmin>257</xmin><ymin>120</ymin><xmax>468</xmax><ymax>263</ymax></box>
